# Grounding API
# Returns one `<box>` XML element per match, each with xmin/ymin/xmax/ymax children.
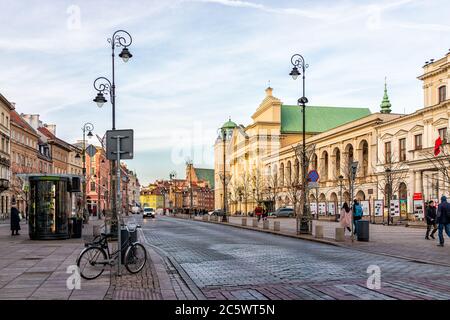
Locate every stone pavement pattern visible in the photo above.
<box><xmin>198</xmin><ymin>215</ymin><xmax>450</xmax><ymax>266</ymax></box>
<box><xmin>143</xmin><ymin>216</ymin><xmax>450</xmax><ymax>300</ymax></box>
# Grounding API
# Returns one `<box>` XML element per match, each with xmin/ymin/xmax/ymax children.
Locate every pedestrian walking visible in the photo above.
<box><xmin>262</xmin><ymin>207</ymin><xmax>268</xmax><ymax>221</ymax></box>
<box><xmin>255</xmin><ymin>205</ymin><xmax>263</xmax><ymax>222</ymax></box>
<box><xmin>352</xmin><ymin>199</ymin><xmax>363</xmax><ymax>236</ymax></box>
<box><xmin>436</xmin><ymin>195</ymin><xmax>450</xmax><ymax>247</ymax></box>
<box><xmin>10</xmin><ymin>202</ymin><xmax>21</xmax><ymax>236</ymax></box>
<box><xmin>425</xmin><ymin>200</ymin><xmax>437</xmax><ymax>240</ymax></box>
<box><xmin>340</xmin><ymin>202</ymin><xmax>352</xmax><ymax>233</ymax></box>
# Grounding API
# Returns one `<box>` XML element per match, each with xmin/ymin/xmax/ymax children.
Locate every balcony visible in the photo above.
<box><xmin>0</xmin><ymin>179</ymin><xmax>9</xmax><ymax>192</ymax></box>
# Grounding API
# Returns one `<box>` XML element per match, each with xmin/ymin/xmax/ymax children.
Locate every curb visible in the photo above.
<box><xmin>171</xmin><ymin>215</ymin><xmax>450</xmax><ymax>269</ymax></box>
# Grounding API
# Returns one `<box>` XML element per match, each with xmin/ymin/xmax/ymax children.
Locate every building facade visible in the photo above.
<box><xmin>10</xmin><ymin>109</ymin><xmax>40</xmax><ymax>214</ymax></box>
<box><xmin>0</xmin><ymin>94</ymin><xmax>13</xmax><ymax>220</ymax></box>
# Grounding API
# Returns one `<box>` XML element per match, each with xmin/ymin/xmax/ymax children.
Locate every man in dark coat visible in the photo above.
<box><xmin>425</xmin><ymin>200</ymin><xmax>437</xmax><ymax>240</ymax></box>
<box><xmin>436</xmin><ymin>196</ymin><xmax>450</xmax><ymax>247</ymax></box>
<box><xmin>10</xmin><ymin>203</ymin><xmax>21</xmax><ymax>236</ymax></box>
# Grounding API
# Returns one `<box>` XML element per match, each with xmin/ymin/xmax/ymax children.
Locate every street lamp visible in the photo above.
<box><xmin>385</xmin><ymin>167</ymin><xmax>392</xmax><ymax>226</ymax></box>
<box><xmin>79</xmin><ymin>122</ymin><xmax>94</xmax><ymax>222</ymax></box>
<box><xmin>338</xmin><ymin>174</ymin><xmax>344</xmax><ymax>222</ymax></box>
<box><xmin>290</xmin><ymin>53</ymin><xmax>310</xmax><ymax>235</ymax></box>
<box><xmin>92</xmin><ymin>30</ymin><xmax>133</xmax><ymax>257</ymax></box>
<box><xmin>219</xmin><ymin>118</ymin><xmax>236</xmax><ymax>222</ymax></box>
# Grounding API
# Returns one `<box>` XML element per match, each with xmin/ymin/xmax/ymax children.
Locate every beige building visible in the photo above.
<box><xmin>214</xmin><ymin>50</ymin><xmax>449</xmax><ymax>221</ymax></box>
<box><xmin>215</xmin><ymin>87</ymin><xmax>372</xmax><ymax>214</ymax></box>
<box><xmin>0</xmin><ymin>94</ymin><xmax>13</xmax><ymax>220</ymax></box>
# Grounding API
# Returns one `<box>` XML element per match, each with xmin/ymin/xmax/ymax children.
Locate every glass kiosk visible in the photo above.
<box><xmin>28</xmin><ymin>176</ymin><xmax>71</xmax><ymax>240</ymax></box>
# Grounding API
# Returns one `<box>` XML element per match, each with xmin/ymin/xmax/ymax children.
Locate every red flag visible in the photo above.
<box><xmin>434</xmin><ymin>136</ymin><xmax>442</xmax><ymax>156</ymax></box>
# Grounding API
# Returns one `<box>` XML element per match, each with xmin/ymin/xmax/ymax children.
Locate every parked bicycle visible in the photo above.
<box><xmin>76</xmin><ymin>224</ymin><xmax>147</xmax><ymax>280</ymax></box>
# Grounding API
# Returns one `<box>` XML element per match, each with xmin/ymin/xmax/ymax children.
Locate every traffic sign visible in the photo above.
<box><xmin>106</xmin><ymin>129</ymin><xmax>134</xmax><ymax>160</ymax></box>
<box><xmin>86</xmin><ymin>144</ymin><xmax>97</xmax><ymax>157</ymax></box>
<box><xmin>307</xmin><ymin>170</ymin><xmax>319</xmax><ymax>182</ymax></box>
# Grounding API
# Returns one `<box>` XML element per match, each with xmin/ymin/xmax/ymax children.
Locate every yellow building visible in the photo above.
<box><xmin>140</xmin><ymin>186</ymin><xmax>164</xmax><ymax>209</ymax></box>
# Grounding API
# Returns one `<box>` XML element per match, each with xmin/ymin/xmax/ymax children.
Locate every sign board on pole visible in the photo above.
<box><xmin>390</xmin><ymin>199</ymin><xmax>400</xmax><ymax>217</ymax></box>
<box><xmin>308</xmin><ymin>182</ymin><xmax>319</xmax><ymax>189</ymax></box>
<box><xmin>310</xmin><ymin>203</ymin><xmax>317</xmax><ymax>215</ymax></box>
<box><xmin>413</xmin><ymin>193</ymin><xmax>422</xmax><ymax>200</ymax></box>
<box><xmin>86</xmin><ymin>144</ymin><xmax>97</xmax><ymax>157</ymax></box>
<box><xmin>318</xmin><ymin>202</ymin><xmax>327</xmax><ymax>215</ymax></box>
<box><xmin>413</xmin><ymin>200</ymin><xmax>424</xmax><ymax>219</ymax></box>
<box><xmin>106</xmin><ymin>129</ymin><xmax>134</xmax><ymax>160</ymax></box>
<box><xmin>374</xmin><ymin>200</ymin><xmax>384</xmax><ymax>216</ymax></box>
<box><xmin>328</xmin><ymin>202</ymin><xmax>336</xmax><ymax>216</ymax></box>
<box><xmin>360</xmin><ymin>200</ymin><xmax>370</xmax><ymax>216</ymax></box>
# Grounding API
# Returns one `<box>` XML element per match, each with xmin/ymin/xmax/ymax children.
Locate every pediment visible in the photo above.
<box><xmin>410</xmin><ymin>125</ymin><xmax>424</xmax><ymax>133</ymax></box>
<box><xmin>432</xmin><ymin>118</ymin><xmax>448</xmax><ymax>127</ymax></box>
<box><xmin>380</xmin><ymin>133</ymin><xmax>393</xmax><ymax>140</ymax></box>
<box><xmin>394</xmin><ymin>129</ymin><xmax>408</xmax><ymax>137</ymax></box>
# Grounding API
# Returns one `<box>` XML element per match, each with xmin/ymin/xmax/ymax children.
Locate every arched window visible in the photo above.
<box><xmin>280</xmin><ymin>163</ymin><xmax>284</xmax><ymax>186</ymax></box>
<box><xmin>334</xmin><ymin>148</ymin><xmax>341</xmax><ymax>178</ymax></box>
<box><xmin>311</xmin><ymin>153</ymin><xmax>318</xmax><ymax>170</ymax></box>
<box><xmin>360</xmin><ymin>140</ymin><xmax>369</xmax><ymax>176</ymax></box>
<box><xmin>439</xmin><ymin>85</ymin><xmax>446</xmax><ymax>103</ymax></box>
<box><xmin>294</xmin><ymin>159</ymin><xmax>299</xmax><ymax>183</ymax></box>
<box><xmin>273</xmin><ymin>164</ymin><xmax>278</xmax><ymax>187</ymax></box>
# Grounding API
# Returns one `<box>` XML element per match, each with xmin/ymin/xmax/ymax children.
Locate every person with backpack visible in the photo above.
<box><xmin>352</xmin><ymin>199</ymin><xmax>363</xmax><ymax>236</ymax></box>
<box><xmin>436</xmin><ymin>195</ymin><xmax>450</xmax><ymax>247</ymax></box>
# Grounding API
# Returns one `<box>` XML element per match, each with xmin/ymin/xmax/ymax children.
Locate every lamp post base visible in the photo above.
<box><xmin>221</xmin><ymin>215</ymin><xmax>228</xmax><ymax>223</ymax></box>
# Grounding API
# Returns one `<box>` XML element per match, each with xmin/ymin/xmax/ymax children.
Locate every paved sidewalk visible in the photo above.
<box><xmin>183</xmin><ymin>214</ymin><xmax>450</xmax><ymax>266</ymax></box>
<box><xmin>0</xmin><ymin>219</ymin><xmax>110</xmax><ymax>300</ymax></box>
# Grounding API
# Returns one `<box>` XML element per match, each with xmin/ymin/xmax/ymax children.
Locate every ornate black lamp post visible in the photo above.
<box><xmin>92</xmin><ymin>30</ymin><xmax>133</xmax><ymax>226</ymax></box>
<box><xmin>289</xmin><ymin>53</ymin><xmax>310</xmax><ymax>234</ymax></box>
<box><xmin>219</xmin><ymin>118</ymin><xmax>236</xmax><ymax>222</ymax></box>
<box><xmin>76</xmin><ymin>123</ymin><xmax>94</xmax><ymax>221</ymax></box>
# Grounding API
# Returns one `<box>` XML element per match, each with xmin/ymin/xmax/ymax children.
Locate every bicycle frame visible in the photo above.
<box><xmin>86</xmin><ymin>234</ymin><xmax>135</xmax><ymax>267</ymax></box>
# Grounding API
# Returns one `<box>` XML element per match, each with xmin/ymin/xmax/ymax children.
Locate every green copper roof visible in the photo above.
<box><xmin>221</xmin><ymin>117</ymin><xmax>238</xmax><ymax>129</ymax></box>
<box><xmin>380</xmin><ymin>79</ymin><xmax>392</xmax><ymax>114</ymax></box>
<box><xmin>194</xmin><ymin>168</ymin><xmax>215</xmax><ymax>189</ymax></box>
<box><xmin>280</xmin><ymin>105</ymin><xmax>371</xmax><ymax>133</ymax></box>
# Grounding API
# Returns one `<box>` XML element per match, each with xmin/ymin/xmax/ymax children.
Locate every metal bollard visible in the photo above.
<box><xmin>252</xmin><ymin>219</ymin><xmax>258</xmax><ymax>227</ymax></box>
<box><xmin>263</xmin><ymin>220</ymin><xmax>269</xmax><ymax>230</ymax></box>
<box><xmin>242</xmin><ymin>218</ymin><xmax>247</xmax><ymax>226</ymax></box>
<box><xmin>315</xmin><ymin>225</ymin><xmax>324</xmax><ymax>239</ymax></box>
<box><xmin>335</xmin><ymin>227</ymin><xmax>345</xmax><ymax>242</ymax></box>
<box><xmin>273</xmin><ymin>221</ymin><xmax>280</xmax><ymax>231</ymax></box>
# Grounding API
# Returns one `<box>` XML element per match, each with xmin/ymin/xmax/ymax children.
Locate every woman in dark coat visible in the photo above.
<box><xmin>10</xmin><ymin>203</ymin><xmax>21</xmax><ymax>236</ymax></box>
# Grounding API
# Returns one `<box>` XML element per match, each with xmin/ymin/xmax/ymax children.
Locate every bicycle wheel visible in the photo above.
<box><xmin>124</xmin><ymin>243</ymin><xmax>147</xmax><ymax>274</ymax></box>
<box><xmin>77</xmin><ymin>246</ymin><xmax>107</xmax><ymax>280</ymax></box>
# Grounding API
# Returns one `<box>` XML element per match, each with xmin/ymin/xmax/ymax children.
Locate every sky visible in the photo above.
<box><xmin>0</xmin><ymin>0</ymin><xmax>449</xmax><ymax>185</ymax></box>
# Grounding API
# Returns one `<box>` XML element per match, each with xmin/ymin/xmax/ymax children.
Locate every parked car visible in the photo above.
<box><xmin>270</xmin><ymin>208</ymin><xmax>294</xmax><ymax>218</ymax></box>
<box><xmin>131</xmin><ymin>206</ymin><xmax>141</xmax><ymax>214</ymax></box>
<box><xmin>209</xmin><ymin>209</ymin><xmax>225</xmax><ymax>216</ymax></box>
<box><xmin>143</xmin><ymin>207</ymin><xmax>155</xmax><ymax>219</ymax></box>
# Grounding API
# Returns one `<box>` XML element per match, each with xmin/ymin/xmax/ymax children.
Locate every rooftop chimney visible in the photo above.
<box><xmin>44</xmin><ymin>124</ymin><xmax>56</xmax><ymax>135</ymax></box>
<box><xmin>21</xmin><ymin>114</ymin><xmax>40</xmax><ymax>130</ymax></box>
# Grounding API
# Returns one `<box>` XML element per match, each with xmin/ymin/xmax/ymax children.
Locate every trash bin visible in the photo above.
<box><xmin>357</xmin><ymin>220</ymin><xmax>369</xmax><ymax>241</ymax></box>
<box><xmin>70</xmin><ymin>218</ymin><xmax>82</xmax><ymax>239</ymax></box>
<box><xmin>120</xmin><ymin>227</ymin><xmax>130</xmax><ymax>264</ymax></box>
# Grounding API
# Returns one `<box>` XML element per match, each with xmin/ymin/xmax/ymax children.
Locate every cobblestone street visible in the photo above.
<box><xmin>142</xmin><ymin>215</ymin><xmax>450</xmax><ymax>300</ymax></box>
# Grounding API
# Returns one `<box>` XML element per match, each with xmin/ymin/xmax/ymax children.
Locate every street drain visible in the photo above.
<box><xmin>22</xmin><ymin>257</ymin><xmax>44</xmax><ymax>260</ymax></box>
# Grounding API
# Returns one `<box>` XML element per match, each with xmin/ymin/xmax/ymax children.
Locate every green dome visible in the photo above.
<box><xmin>221</xmin><ymin>117</ymin><xmax>237</xmax><ymax>129</ymax></box>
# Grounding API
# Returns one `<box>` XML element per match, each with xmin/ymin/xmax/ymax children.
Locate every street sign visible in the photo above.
<box><xmin>413</xmin><ymin>192</ymin><xmax>422</xmax><ymax>200</ymax></box>
<box><xmin>106</xmin><ymin>129</ymin><xmax>134</xmax><ymax>160</ymax></box>
<box><xmin>86</xmin><ymin>144</ymin><xmax>97</xmax><ymax>157</ymax></box>
<box><xmin>307</xmin><ymin>170</ymin><xmax>319</xmax><ymax>182</ymax></box>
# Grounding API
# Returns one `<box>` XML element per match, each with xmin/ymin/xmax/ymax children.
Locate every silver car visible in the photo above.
<box><xmin>271</xmin><ymin>208</ymin><xmax>294</xmax><ymax>218</ymax></box>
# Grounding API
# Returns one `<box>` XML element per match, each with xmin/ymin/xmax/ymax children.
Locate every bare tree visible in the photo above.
<box><xmin>262</xmin><ymin>171</ymin><xmax>278</xmax><ymax>213</ymax></box>
<box><xmin>238</xmin><ymin>171</ymin><xmax>253</xmax><ymax>215</ymax></box>
<box><xmin>251</xmin><ymin>167</ymin><xmax>265</xmax><ymax>205</ymax></box>
<box><xmin>422</xmin><ymin>143</ymin><xmax>450</xmax><ymax>194</ymax></box>
<box><xmin>373</xmin><ymin>152</ymin><xmax>409</xmax><ymax>224</ymax></box>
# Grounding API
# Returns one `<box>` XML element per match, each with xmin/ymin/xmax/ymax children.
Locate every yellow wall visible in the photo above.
<box><xmin>140</xmin><ymin>194</ymin><xmax>163</xmax><ymax>209</ymax></box>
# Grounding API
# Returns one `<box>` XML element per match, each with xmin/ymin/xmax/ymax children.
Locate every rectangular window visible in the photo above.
<box><xmin>399</xmin><ymin>138</ymin><xmax>406</xmax><ymax>161</ymax></box>
<box><xmin>414</xmin><ymin>134</ymin><xmax>422</xmax><ymax>150</ymax></box>
<box><xmin>385</xmin><ymin>141</ymin><xmax>392</xmax><ymax>163</ymax></box>
<box><xmin>439</xmin><ymin>127</ymin><xmax>448</xmax><ymax>143</ymax></box>
<box><xmin>439</xmin><ymin>86</ymin><xmax>446</xmax><ymax>103</ymax></box>
<box><xmin>91</xmin><ymin>182</ymin><xmax>96</xmax><ymax>192</ymax></box>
